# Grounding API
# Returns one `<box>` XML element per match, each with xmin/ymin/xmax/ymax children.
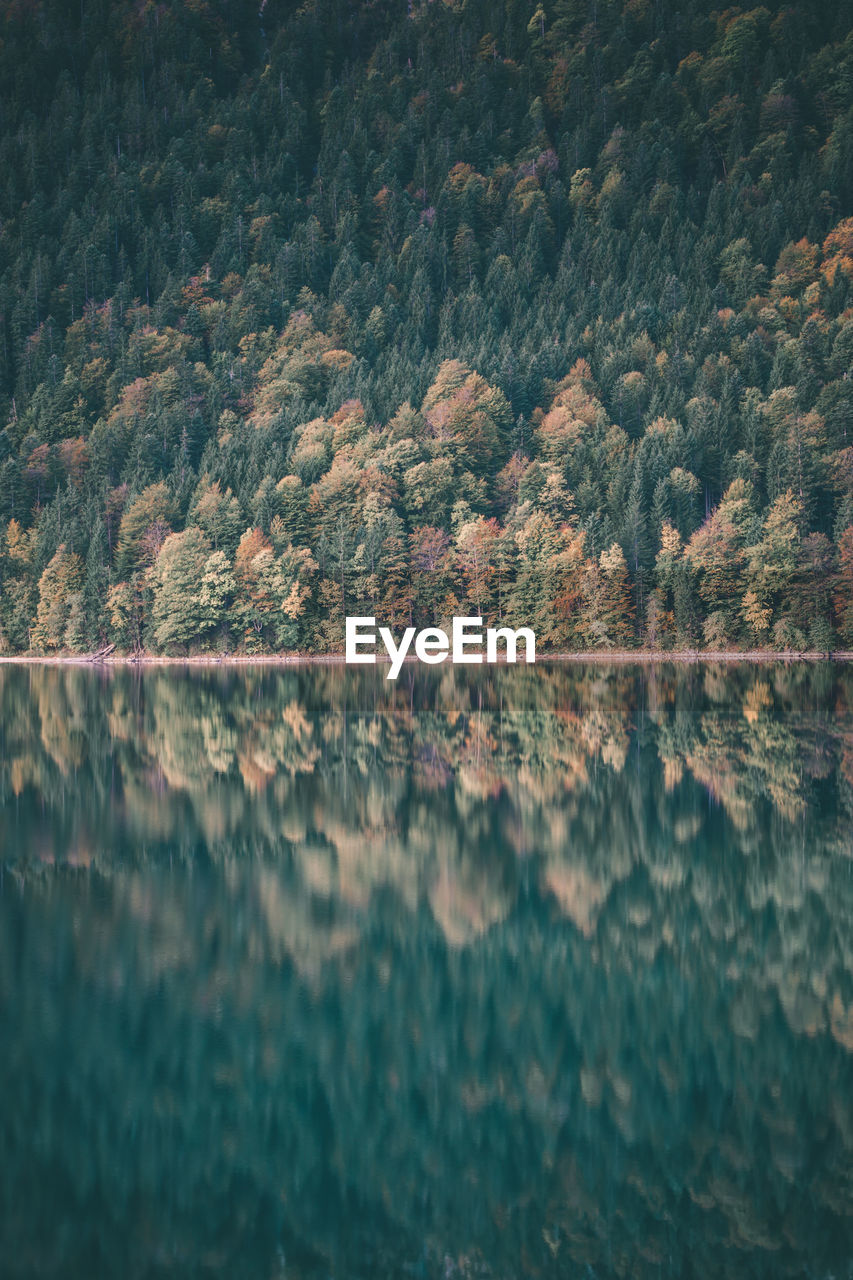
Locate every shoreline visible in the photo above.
<box><xmin>0</xmin><ymin>650</ymin><xmax>851</xmax><ymax>667</ymax></box>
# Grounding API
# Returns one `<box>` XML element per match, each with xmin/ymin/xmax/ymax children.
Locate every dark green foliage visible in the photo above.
<box><xmin>1</xmin><ymin>0</ymin><xmax>853</xmax><ymax>651</ymax></box>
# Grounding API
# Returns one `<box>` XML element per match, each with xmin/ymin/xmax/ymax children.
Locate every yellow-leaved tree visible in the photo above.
<box><xmin>31</xmin><ymin>545</ymin><xmax>84</xmax><ymax>653</ymax></box>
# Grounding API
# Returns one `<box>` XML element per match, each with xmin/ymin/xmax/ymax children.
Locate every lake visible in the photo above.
<box><xmin>1</xmin><ymin>662</ymin><xmax>852</xmax><ymax>1278</ymax></box>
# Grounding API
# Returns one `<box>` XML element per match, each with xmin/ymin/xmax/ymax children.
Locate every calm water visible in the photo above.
<box><xmin>1</xmin><ymin>662</ymin><xmax>852</xmax><ymax>1279</ymax></box>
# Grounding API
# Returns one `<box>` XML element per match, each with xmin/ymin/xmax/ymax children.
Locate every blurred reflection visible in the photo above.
<box><xmin>0</xmin><ymin>662</ymin><xmax>852</xmax><ymax>1277</ymax></box>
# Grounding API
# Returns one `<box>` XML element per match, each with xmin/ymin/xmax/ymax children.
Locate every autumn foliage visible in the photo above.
<box><xmin>1</xmin><ymin>0</ymin><xmax>853</xmax><ymax>654</ymax></box>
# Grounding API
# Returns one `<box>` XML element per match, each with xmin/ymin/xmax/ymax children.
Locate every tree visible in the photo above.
<box><xmin>581</xmin><ymin>543</ymin><xmax>635</xmax><ymax>649</ymax></box>
<box><xmin>63</xmin><ymin>592</ymin><xmax>88</xmax><ymax>652</ymax></box>
<box><xmin>455</xmin><ymin>517</ymin><xmax>500</xmax><ymax>618</ymax></box>
<box><xmin>654</xmin><ymin>521</ymin><xmax>696</xmax><ymax>648</ymax></box>
<box><xmin>833</xmin><ymin>526</ymin><xmax>853</xmax><ymax>645</ymax></box>
<box><xmin>511</xmin><ymin>509</ymin><xmax>587</xmax><ymax>648</ymax></box>
<box><xmin>421</xmin><ymin>361</ymin><xmax>512</xmax><ymax>482</ymax></box>
<box><xmin>198</xmin><ymin>551</ymin><xmax>237</xmax><ymax>642</ymax></box>
<box><xmin>190</xmin><ymin>478</ymin><xmax>243</xmax><ymax>553</ymax></box>
<box><xmin>742</xmin><ymin>490</ymin><xmax>801</xmax><ymax>640</ymax></box>
<box><xmin>150</xmin><ymin>528</ymin><xmax>212</xmax><ymax>651</ymax></box>
<box><xmin>352</xmin><ymin>495</ymin><xmax>410</xmax><ymax>627</ymax></box>
<box><xmin>115</xmin><ymin>482</ymin><xmax>176</xmax><ymax>578</ymax></box>
<box><xmin>685</xmin><ymin>479</ymin><xmax>755</xmax><ymax>639</ymax></box>
<box><xmin>83</xmin><ymin>517</ymin><xmax>110</xmax><ymax>650</ymax></box>
<box><xmin>232</xmin><ymin>527</ymin><xmax>316</xmax><ymax>651</ymax></box>
<box><xmin>268</xmin><ymin>543</ymin><xmax>317</xmax><ymax>649</ymax></box>
<box><xmin>796</xmin><ymin>532</ymin><xmax>834</xmax><ymax>650</ymax></box>
<box><xmin>31</xmin><ymin>544</ymin><xmax>84</xmax><ymax>652</ymax></box>
<box><xmin>719</xmin><ymin>239</ymin><xmax>766</xmax><ymax>308</ymax></box>
<box><xmin>233</xmin><ymin>527</ymin><xmax>276</xmax><ymax>649</ymax></box>
<box><xmin>107</xmin><ymin>581</ymin><xmax>143</xmax><ymax>653</ymax></box>
<box><xmin>410</xmin><ymin>526</ymin><xmax>454</xmax><ymax>626</ymax></box>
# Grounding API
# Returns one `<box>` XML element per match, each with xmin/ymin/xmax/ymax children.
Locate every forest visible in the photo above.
<box><xmin>1</xmin><ymin>0</ymin><xmax>853</xmax><ymax>654</ymax></box>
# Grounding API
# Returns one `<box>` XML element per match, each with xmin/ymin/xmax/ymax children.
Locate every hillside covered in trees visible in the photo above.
<box><xmin>1</xmin><ymin>0</ymin><xmax>853</xmax><ymax>654</ymax></box>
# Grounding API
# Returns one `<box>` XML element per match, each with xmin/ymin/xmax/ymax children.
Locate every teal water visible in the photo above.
<box><xmin>1</xmin><ymin>662</ymin><xmax>852</xmax><ymax>1278</ymax></box>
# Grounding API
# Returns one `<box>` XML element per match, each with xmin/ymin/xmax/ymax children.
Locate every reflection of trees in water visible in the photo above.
<box><xmin>0</xmin><ymin>664</ymin><xmax>853</xmax><ymax>1275</ymax></box>
<box><xmin>1</xmin><ymin>869</ymin><xmax>853</xmax><ymax>1277</ymax></box>
<box><xmin>1</xmin><ymin>664</ymin><xmax>853</xmax><ymax>951</ymax></box>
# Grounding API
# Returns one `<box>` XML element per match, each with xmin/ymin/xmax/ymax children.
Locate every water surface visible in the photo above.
<box><xmin>1</xmin><ymin>662</ymin><xmax>852</xmax><ymax>1278</ymax></box>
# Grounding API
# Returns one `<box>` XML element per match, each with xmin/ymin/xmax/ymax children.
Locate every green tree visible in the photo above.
<box><xmin>742</xmin><ymin>490</ymin><xmax>802</xmax><ymax>641</ymax></box>
<box><xmin>199</xmin><ymin>551</ymin><xmax>237</xmax><ymax>642</ymax></box>
<box><xmin>685</xmin><ymin>480</ymin><xmax>756</xmax><ymax>640</ymax></box>
<box><xmin>190</xmin><ymin>478</ymin><xmax>243</xmax><ymax>554</ymax></box>
<box><xmin>115</xmin><ymin>482</ymin><xmax>176</xmax><ymax>579</ymax></box>
<box><xmin>581</xmin><ymin>543</ymin><xmax>635</xmax><ymax>649</ymax></box>
<box><xmin>833</xmin><ymin>526</ymin><xmax>853</xmax><ymax>645</ymax></box>
<box><xmin>150</xmin><ymin>528</ymin><xmax>213</xmax><ymax>652</ymax></box>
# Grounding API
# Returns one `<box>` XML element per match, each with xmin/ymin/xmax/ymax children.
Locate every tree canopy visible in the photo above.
<box><xmin>1</xmin><ymin>0</ymin><xmax>853</xmax><ymax>653</ymax></box>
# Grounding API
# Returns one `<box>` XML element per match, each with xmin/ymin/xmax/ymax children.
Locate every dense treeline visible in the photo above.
<box><xmin>1</xmin><ymin>0</ymin><xmax>853</xmax><ymax>653</ymax></box>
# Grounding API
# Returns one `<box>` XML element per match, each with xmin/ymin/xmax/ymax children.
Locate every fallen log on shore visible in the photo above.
<box><xmin>87</xmin><ymin>644</ymin><xmax>116</xmax><ymax>662</ymax></box>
